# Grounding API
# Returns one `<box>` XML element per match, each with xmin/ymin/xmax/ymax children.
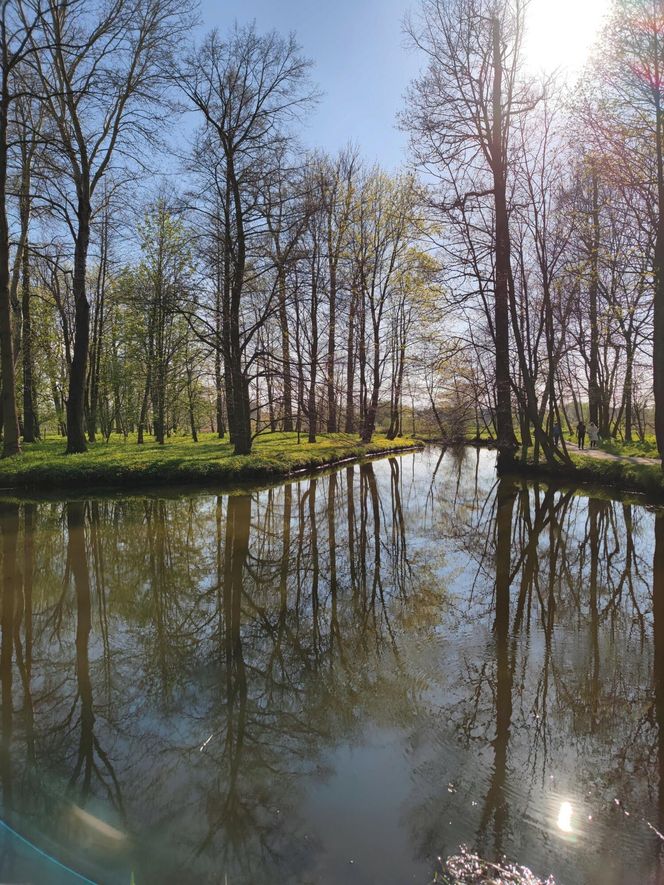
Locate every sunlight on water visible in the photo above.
<box><xmin>557</xmin><ymin>801</ymin><xmax>574</xmax><ymax>834</ymax></box>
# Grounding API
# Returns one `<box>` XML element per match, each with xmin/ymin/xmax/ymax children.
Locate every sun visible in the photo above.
<box><xmin>523</xmin><ymin>0</ymin><xmax>611</xmax><ymax>76</ymax></box>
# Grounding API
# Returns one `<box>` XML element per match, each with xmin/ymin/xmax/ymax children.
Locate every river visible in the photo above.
<box><xmin>0</xmin><ymin>446</ymin><xmax>660</xmax><ymax>884</ymax></box>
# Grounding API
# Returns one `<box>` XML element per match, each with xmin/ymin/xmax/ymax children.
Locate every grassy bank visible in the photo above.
<box><xmin>598</xmin><ymin>435</ymin><xmax>659</xmax><ymax>459</ymax></box>
<box><xmin>513</xmin><ymin>447</ymin><xmax>664</xmax><ymax>500</ymax></box>
<box><xmin>0</xmin><ymin>432</ymin><xmax>422</xmax><ymax>491</ymax></box>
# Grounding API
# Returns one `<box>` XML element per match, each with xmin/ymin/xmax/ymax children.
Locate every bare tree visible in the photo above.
<box><xmin>179</xmin><ymin>24</ymin><xmax>317</xmax><ymax>455</ymax></box>
<box><xmin>581</xmin><ymin>0</ymin><xmax>664</xmax><ymax>464</ymax></box>
<box><xmin>0</xmin><ymin>1</ymin><xmax>45</xmax><ymax>456</ymax></box>
<box><xmin>32</xmin><ymin>0</ymin><xmax>188</xmax><ymax>453</ymax></box>
<box><xmin>12</xmin><ymin>85</ymin><xmax>45</xmax><ymax>443</ymax></box>
<box><xmin>403</xmin><ymin>0</ymin><xmax>538</xmax><ymax>468</ymax></box>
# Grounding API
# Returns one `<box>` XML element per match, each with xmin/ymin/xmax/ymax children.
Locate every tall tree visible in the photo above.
<box><xmin>180</xmin><ymin>24</ymin><xmax>317</xmax><ymax>455</ymax></box>
<box><xmin>355</xmin><ymin>172</ymin><xmax>420</xmax><ymax>444</ymax></box>
<box><xmin>139</xmin><ymin>200</ymin><xmax>192</xmax><ymax>444</ymax></box>
<box><xmin>320</xmin><ymin>149</ymin><xmax>357</xmax><ymax>433</ymax></box>
<box><xmin>0</xmin><ymin>2</ymin><xmax>44</xmax><ymax>456</ymax></box>
<box><xmin>403</xmin><ymin>0</ymin><xmax>535</xmax><ymax>468</ymax></box>
<box><xmin>583</xmin><ymin>0</ymin><xmax>664</xmax><ymax>465</ymax></box>
<box><xmin>12</xmin><ymin>88</ymin><xmax>45</xmax><ymax>443</ymax></box>
<box><xmin>33</xmin><ymin>0</ymin><xmax>187</xmax><ymax>453</ymax></box>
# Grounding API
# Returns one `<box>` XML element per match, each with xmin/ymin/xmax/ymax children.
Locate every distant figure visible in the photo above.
<box><xmin>553</xmin><ymin>421</ymin><xmax>562</xmax><ymax>447</ymax></box>
<box><xmin>577</xmin><ymin>420</ymin><xmax>586</xmax><ymax>450</ymax></box>
<box><xmin>588</xmin><ymin>422</ymin><xmax>599</xmax><ymax>449</ymax></box>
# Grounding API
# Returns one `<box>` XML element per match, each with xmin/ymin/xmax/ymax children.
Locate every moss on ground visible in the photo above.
<box><xmin>0</xmin><ymin>432</ymin><xmax>421</xmax><ymax>491</ymax></box>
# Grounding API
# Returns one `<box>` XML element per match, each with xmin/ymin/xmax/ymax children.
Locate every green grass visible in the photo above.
<box><xmin>514</xmin><ymin>446</ymin><xmax>664</xmax><ymax>499</ymax></box>
<box><xmin>599</xmin><ymin>435</ymin><xmax>659</xmax><ymax>459</ymax></box>
<box><xmin>0</xmin><ymin>432</ymin><xmax>422</xmax><ymax>491</ymax></box>
<box><xmin>570</xmin><ymin>451</ymin><xmax>664</xmax><ymax>494</ymax></box>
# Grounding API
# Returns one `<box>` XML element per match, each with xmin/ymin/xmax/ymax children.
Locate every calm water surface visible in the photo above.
<box><xmin>0</xmin><ymin>447</ymin><xmax>662</xmax><ymax>884</ymax></box>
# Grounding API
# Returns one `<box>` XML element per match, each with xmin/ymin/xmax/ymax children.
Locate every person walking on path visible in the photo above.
<box><xmin>588</xmin><ymin>422</ymin><xmax>599</xmax><ymax>449</ymax></box>
<box><xmin>553</xmin><ymin>421</ymin><xmax>562</xmax><ymax>447</ymax></box>
<box><xmin>577</xmin><ymin>420</ymin><xmax>586</xmax><ymax>450</ymax></box>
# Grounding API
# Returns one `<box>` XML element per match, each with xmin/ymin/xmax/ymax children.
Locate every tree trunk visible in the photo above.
<box><xmin>214</xmin><ymin>236</ymin><xmax>225</xmax><ymax>439</ymax></box>
<box><xmin>226</xmin><ymin>156</ymin><xmax>252</xmax><ymax>455</ymax></box>
<box><xmin>308</xmin><ymin>255</ymin><xmax>319</xmax><ymax>444</ymax></box>
<box><xmin>21</xmin><ymin>236</ymin><xmax>37</xmax><ymax>443</ymax></box>
<box><xmin>228</xmin><ymin>359</ymin><xmax>251</xmax><ymax>454</ymax></box>
<box><xmin>137</xmin><ymin>358</ymin><xmax>151</xmax><ymax>445</ymax></box>
<box><xmin>358</xmin><ymin>285</ymin><xmax>367</xmax><ymax>431</ymax></box>
<box><xmin>187</xmin><ymin>368</ymin><xmax>198</xmax><ymax>443</ymax></box>
<box><xmin>0</xmin><ymin>92</ymin><xmax>20</xmax><ymax>457</ymax></box>
<box><xmin>154</xmin><ymin>360</ymin><xmax>165</xmax><ymax>445</ymax></box>
<box><xmin>655</xmin><ymin>93</ymin><xmax>664</xmax><ymax>466</ymax></box>
<box><xmin>266</xmin><ymin>357</ymin><xmax>276</xmax><ymax>432</ymax></box>
<box><xmin>86</xmin><ymin>208</ymin><xmax>108</xmax><ymax>444</ymax></box>
<box><xmin>387</xmin><ymin>318</ymin><xmax>406</xmax><ymax>440</ymax></box>
<box><xmin>588</xmin><ymin>170</ymin><xmax>600</xmax><ymax>428</ymax></box>
<box><xmin>492</xmin><ymin>17</ymin><xmax>514</xmax><ymax>473</ymax></box>
<box><xmin>215</xmin><ymin>337</ymin><xmax>225</xmax><ymax>438</ymax></box>
<box><xmin>345</xmin><ymin>284</ymin><xmax>357</xmax><ymax>433</ymax></box>
<box><xmin>278</xmin><ymin>265</ymin><xmax>293</xmax><ymax>432</ymax></box>
<box><xmin>326</xmin><ymin>253</ymin><xmax>337</xmax><ymax>432</ymax></box>
<box><xmin>624</xmin><ymin>346</ymin><xmax>634</xmax><ymax>443</ymax></box>
<box><xmin>66</xmin><ymin>195</ymin><xmax>91</xmax><ymax>454</ymax></box>
<box><xmin>360</xmin><ymin>316</ymin><xmax>380</xmax><ymax>444</ymax></box>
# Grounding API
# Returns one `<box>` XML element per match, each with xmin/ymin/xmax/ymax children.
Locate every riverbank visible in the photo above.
<box><xmin>513</xmin><ymin>445</ymin><xmax>664</xmax><ymax>500</ymax></box>
<box><xmin>0</xmin><ymin>432</ymin><xmax>422</xmax><ymax>491</ymax></box>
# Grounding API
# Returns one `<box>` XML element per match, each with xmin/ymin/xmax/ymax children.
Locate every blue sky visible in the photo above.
<box><xmin>199</xmin><ymin>0</ymin><xmax>421</xmax><ymax>170</ymax></box>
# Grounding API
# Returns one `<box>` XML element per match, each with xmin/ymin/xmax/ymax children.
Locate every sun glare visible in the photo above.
<box><xmin>524</xmin><ymin>0</ymin><xmax>611</xmax><ymax>76</ymax></box>
<box><xmin>557</xmin><ymin>801</ymin><xmax>574</xmax><ymax>834</ymax></box>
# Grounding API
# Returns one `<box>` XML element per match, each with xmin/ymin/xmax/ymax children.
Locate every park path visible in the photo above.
<box><xmin>566</xmin><ymin>442</ymin><xmax>659</xmax><ymax>467</ymax></box>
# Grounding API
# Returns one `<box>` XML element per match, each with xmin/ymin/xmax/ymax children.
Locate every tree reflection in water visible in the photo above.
<box><xmin>0</xmin><ymin>449</ymin><xmax>659</xmax><ymax>883</ymax></box>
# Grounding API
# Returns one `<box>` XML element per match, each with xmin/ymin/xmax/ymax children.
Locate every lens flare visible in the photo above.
<box><xmin>524</xmin><ymin>0</ymin><xmax>610</xmax><ymax>75</ymax></box>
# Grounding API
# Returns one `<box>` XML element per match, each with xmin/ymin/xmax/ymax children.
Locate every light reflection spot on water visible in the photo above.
<box><xmin>199</xmin><ymin>733</ymin><xmax>214</xmax><ymax>751</ymax></box>
<box><xmin>557</xmin><ymin>801</ymin><xmax>573</xmax><ymax>833</ymax></box>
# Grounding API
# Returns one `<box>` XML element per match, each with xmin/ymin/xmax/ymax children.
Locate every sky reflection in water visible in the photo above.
<box><xmin>0</xmin><ymin>447</ymin><xmax>660</xmax><ymax>884</ymax></box>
